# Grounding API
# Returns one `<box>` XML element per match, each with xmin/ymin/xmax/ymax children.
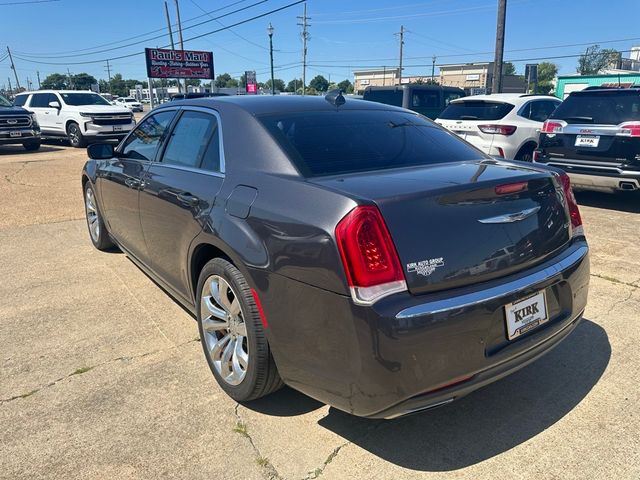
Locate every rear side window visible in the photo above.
<box><xmin>161</xmin><ymin>110</ymin><xmax>221</xmax><ymax>172</ymax></box>
<box><xmin>551</xmin><ymin>91</ymin><xmax>640</xmax><ymax>124</ymax></box>
<box><xmin>411</xmin><ymin>90</ymin><xmax>439</xmax><ymax>108</ymax></box>
<box><xmin>363</xmin><ymin>89</ymin><xmax>403</xmax><ymax>107</ymax></box>
<box><xmin>444</xmin><ymin>91</ymin><xmax>463</xmax><ymax>106</ymax></box>
<box><xmin>259</xmin><ymin>110</ymin><xmax>485</xmax><ymax>177</ymax></box>
<box><xmin>438</xmin><ymin>101</ymin><xmax>514</xmax><ymax>120</ymax></box>
<box><xmin>13</xmin><ymin>95</ymin><xmax>28</xmax><ymax>107</ymax></box>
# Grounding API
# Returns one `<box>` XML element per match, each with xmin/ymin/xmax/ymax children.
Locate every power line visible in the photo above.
<box><xmin>15</xmin><ymin>0</ymin><xmax>270</xmax><ymax>59</ymax></box>
<box><xmin>0</xmin><ymin>0</ymin><xmax>59</xmax><ymax>5</ymax></box>
<box><xmin>11</xmin><ymin>0</ymin><xmax>306</xmax><ymax>66</ymax></box>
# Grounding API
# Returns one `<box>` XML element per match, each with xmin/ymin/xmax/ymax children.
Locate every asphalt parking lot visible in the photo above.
<box><xmin>1</xmin><ymin>141</ymin><xmax>638</xmax><ymax>480</ymax></box>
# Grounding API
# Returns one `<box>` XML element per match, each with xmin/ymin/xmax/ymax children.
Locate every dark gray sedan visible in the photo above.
<box><xmin>81</xmin><ymin>95</ymin><xmax>589</xmax><ymax>419</ymax></box>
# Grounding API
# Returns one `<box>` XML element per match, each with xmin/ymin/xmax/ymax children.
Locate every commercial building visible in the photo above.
<box><xmin>353</xmin><ymin>68</ymin><xmax>400</xmax><ymax>93</ymax></box>
<box><xmin>438</xmin><ymin>62</ymin><xmax>526</xmax><ymax>94</ymax></box>
<box><xmin>555</xmin><ymin>73</ymin><xmax>640</xmax><ymax>99</ymax></box>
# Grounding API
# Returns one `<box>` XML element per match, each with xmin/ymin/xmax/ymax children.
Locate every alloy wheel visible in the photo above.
<box><xmin>200</xmin><ymin>275</ymin><xmax>249</xmax><ymax>386</ymax></box>
<box><xmin>85</xmin><ymin>187</ymin><xmax>100</xmax><ymax>242</ymax></box>
<box><xmin>68</xmin><ymin>125</ymin><xmax>80</xmax><ymax>146</ymax></box>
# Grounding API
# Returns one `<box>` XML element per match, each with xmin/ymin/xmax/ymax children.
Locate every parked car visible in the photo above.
<box><xmin>0</xmin><ymin>93</ymin><xmax>41</xmax><ymax>151</ymax></box>
<box><xmin>115</xmin><ymin>97</ymin><xmax>144</xmax><ymax>112</ymax></box>
<box><xmin>14</xmin><ymin>90</ymin><xmax>135</xmax><ymax>148</ymax></box>
<box><xmin>81</xmin><ymin>95</ymin><xmax>589</xmax><ymax>419</ymax></box>
<box><xmin>363</xmin><ymin>84</ymin><xmax>465</xmax><ymax>119</ymax></box>
<box><xmin>170</xmin><ymin>92</ymin><xmax>229</xmax><ymax>101</ymax></box>
<box><xmin>436</xmin><ymin>94</ymin><xmax>561</xmax><ymax>161</ymax></box>
<box><xmin>535</xmin><ymin>87</ymin><xmax>640</xmax><ymax>192</ymax></box>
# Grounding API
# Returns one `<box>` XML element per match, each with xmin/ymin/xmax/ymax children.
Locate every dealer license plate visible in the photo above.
<box><xmin>504</xmin><ymin>290</ymin><xmax>548</xmax><ymax>340</ymax></box>
<box><xmin>9</xmin><ymin>131</ymin><xmax>21</xmax><ymax>137</ymax></box>
<box><xmin>575</xmin><ymin>135</ymin><xmax>599</xmax><ymax>148</ymax></box>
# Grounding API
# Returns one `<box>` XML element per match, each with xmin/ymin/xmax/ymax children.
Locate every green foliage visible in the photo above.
<box><xmin>214</xmin><ymin>73</ymin><xmax>239</xmax><ymax>88</ymax></box>
<box><xmin>577</xmin><ymin>45</ymin><xmax>620</xmax><ymax>75</ymax></box>
<box><xmin>337</xmin><ymin>79</ymin><xmax>354</xmax><ymax>93</ymax></box>
<box><xmin>535</xmin><ymin>62</ymin><xmax>558</xmax><ymax>94</ymax></box>
<box><xmin>502</xmin><ymin>62</ymin><xmax>516</xmax><ymax>75</ymax></box>
<box><xmin>264</xmin><ymin>78</ymin><xmax>286</xmax><ymax>92</ymax></box>
<box><xmin>286</xmin><ymin>78</ymin><xmax>302</xmax><ymax>92</ymax></box>
<box><xmin>41</xmin><ymin>73</ymin><xmax>68</xmax><ymax>90</ymax></box>
<box><xmin>71</xmin><ymin>73</ymin><xmax>97</xmax><ymax>90</ymax></box>
<box><xmin>309</xmin><ymin>75</ymin><xmax>329</xmax><ymax>92</ymax></box>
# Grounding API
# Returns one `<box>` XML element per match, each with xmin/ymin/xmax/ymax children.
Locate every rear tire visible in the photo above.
<box><xmin>515</xmin><ymin>144</ymin><xmax>536</xmax><ymax>162</ymax></box>
<box><xmin>67</xmin><ymin>122</ymin><xmax>86</xmax><ymax>148</ymax></box>
<box><xmin>23</xmin><ymin>140</ymin><xmax>41</xmax><ymax>151</ymax></box>
<box><xmin>197</xmin><ymin>258</ymin><xmax>282</xmax><ymax>402</ymax></box>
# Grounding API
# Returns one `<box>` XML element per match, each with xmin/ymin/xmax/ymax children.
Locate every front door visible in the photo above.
<box><xmin>27</xmin><ymin>92</ymin><xmax>60</xmax><ymax>133</ymax></box>
<box><xmin>97</xmin><ymin>109</ymin><xmax>177</xmax><ymax>261</ymax></box>
<box><xmin>139</xmin><ymin>108</ymin><xmax>225</xmax><ymax>300</ymax></box>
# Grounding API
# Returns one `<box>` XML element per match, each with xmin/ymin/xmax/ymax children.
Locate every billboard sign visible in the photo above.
<box><xmin>145</xmin><ymin>48</ymin><xmax>214</xmax><ymax>79</ymax></box>
<box><xmin>245</xmin><ymin>70</ymin><xmax>257</xmax><ymax>94</ymax></box>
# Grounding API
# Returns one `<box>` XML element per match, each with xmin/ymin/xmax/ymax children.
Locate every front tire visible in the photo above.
<box><xmin>67</xmin><ymin>122</ymin><xmax>86</xmax><ymax>148</ymax></box>
<box><xmin>197</xmin><ymin>258</ymin><xmax>282</xmax><ymax>402</ymax></box>
<box><xmin>23</xmin><ymin>140</ymin><xmax>41</xmax><ymax>151</ymax></box>
<box><xmin>83</xmin><ymin>183</ymin><xmax>114</xmax><ymax>250</ymax></box>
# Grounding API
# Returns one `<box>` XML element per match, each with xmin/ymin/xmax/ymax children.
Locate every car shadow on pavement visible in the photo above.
<box><xmin>317</xmin><ymin>319</ymin><xmax>610</xmax><ymax>471</ymax></box>
<box><xmin>575</xmin><ymin>190</ymin><xmax>640</xmax><ymax>213</ymax></box>
<box><xmin>0</xmin><ymin>144</ymin><xmax>67</xmax><ymax>155</ymax></box>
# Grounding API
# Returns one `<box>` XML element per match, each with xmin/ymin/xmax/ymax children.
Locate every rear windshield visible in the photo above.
<box><xmin>438</xmin><ymin>100</ymin><xmax>514</xmax><ymax>120</ymax></box>
<box><xmin>258</xmin><ymin>110</ymin><xmax>486</xmax><ymax>177</ymax></box>
<box><xmin>551</xmin><ymin>90</ymin><xmax>640</xmax><ymax>124</ymax></box>
<box><xmin>363</xmin><ymin>89</ymin><xmax>403</xmax><ymax>107</ymax></box>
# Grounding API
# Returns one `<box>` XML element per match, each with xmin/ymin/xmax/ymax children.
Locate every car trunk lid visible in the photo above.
<box><xmin>315</xmin><ymin>160</ymin><xmax>571</xmax><ymax>295</ymax></box>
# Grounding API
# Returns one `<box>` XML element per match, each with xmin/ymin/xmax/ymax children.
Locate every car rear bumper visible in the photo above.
<box><xmin>256</xmin><ymin>240</ymin><xmax>590</xmax><ymax>418</ymax></box>
<box><xmin>534</xmin><ymin>157</ymin><xmax>640</xmax><ymax>192</ymax></box>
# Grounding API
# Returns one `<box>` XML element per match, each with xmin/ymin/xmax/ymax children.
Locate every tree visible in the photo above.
<box><xmin>215</xmin><ymin>73</ymin><xmax>234</xmax><ymax>88</ymax></box>
<box><xmin>577</xmin><ymin>45</ymin><xmax>620</xmax><ymax>75</ymax></box>
<box><xmin>309</xmin><ymin>75</ymin><xmax>329</xmax><ymax>92</ymax></box>
<box><xmin>286</xmin><ymin>78</ymin><xmax>302</xmax><ymax>92</ymax></box>
<box><xmin>337</xmin><ymin>79</ymin><xmax>354</xmax><ymax>93</ymax></box>
<box><xmin>186</xmin><ymin>79</ymin><xmax>201</xmax><ymax>87</ymax></box>
<box><xmin>535</xmin><ymin>62</ymin><xmax>558</xmax><ymax>94</ymax></box>
<box><xmin>502</xmin><ymin>62</ymin><xmax>516</xmax><ymax>75</ymax></box>
<box><xmin>41</xmin><ymin>73</ymin><xmax>68</xmax><ymax>90</ymax></box>
<box><xmin>264</xmin><ymin>78</ymin><xmax>285</xmax><ymax>92</ymax></box>
<box><xmin>71</xmin><ymin>73</ymin><xmax>97</xmax><ymax>90</ymax></box>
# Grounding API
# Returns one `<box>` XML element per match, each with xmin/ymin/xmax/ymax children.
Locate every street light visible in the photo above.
<box><xmin>267</xmin><ymin>22</ymin><xmax>275</xmax><ymax>95</ymax></box>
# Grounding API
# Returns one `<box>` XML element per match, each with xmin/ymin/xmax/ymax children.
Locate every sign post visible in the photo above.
<box><xmin>245</xmin><ymin>70</ymin><xmax>257</xmax><ymax>94</ymax></box>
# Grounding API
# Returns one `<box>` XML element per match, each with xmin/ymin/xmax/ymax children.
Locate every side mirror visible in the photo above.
<box><xmin>87</xmin><ymin>143</ymin><xmax>114</xmax><ymax>160</ymax></box>
<box><xmin>48</xmin><ymin>101</ymin><xmax>61</xmax><ymax>109</ymax></box>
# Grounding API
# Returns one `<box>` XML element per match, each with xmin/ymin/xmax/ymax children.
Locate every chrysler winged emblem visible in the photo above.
<box><xmin>478</xmin><ymin>206</ymin><xmax>540</xmax><ymax>224</ymax></box>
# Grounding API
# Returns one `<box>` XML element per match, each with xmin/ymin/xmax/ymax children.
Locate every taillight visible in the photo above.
<box><xmin>335</xmin><ymin>206</ymin><xmax>407</xmax><ymax>305</ymax></box>
<box><xmin>558</xmin><ymin>173</ymin><xmax>584</xmax><ymax>238</ymax></box>
<box><xmin>532</xmin><ymin>150</ymin><xmax>541</xmax><ymax>162</ymax></box>
<box><xmin>478</xmin><ymin>124</ymin><xmax>517</xmax><ymax>135</ymax></box>
<box><xmin>495</xmin><ymin>181</ymin><xmax>528</xmax><ymax>195</ymax></box>
<box><xmin>618</xmin><ymin>123</ymin><xmax>640</xmax><ymax>137</ymax></box>
<box><xmin>541</xmin><ymin>120</ymin><xmax>564</xmax><ymax>134</ymax></box>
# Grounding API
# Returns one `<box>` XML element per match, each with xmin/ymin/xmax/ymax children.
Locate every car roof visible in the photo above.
<box><xmin>450</xmin><ymin>93</ymin><xmax>559</xmax><ymax>104</ymax></box>
<box><xmin>162</xmin><ymin>94</ymin><xmax>410</xmax><ymax>115</ymax></box>
<box><xmin>16</xmin><ymin>90</ymin><xmax>100</xmax><ymax>95</ymax></box>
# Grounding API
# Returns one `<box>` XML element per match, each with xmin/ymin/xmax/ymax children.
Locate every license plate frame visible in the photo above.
<box><xmin>504</xmin><ymin>290</ymin><xmax>549</xmax><ymax>340</ymax></box>
<box><xmin>9</xmin><ymin>131</ymin><xmax>22</xmax><ymax>137</ymax></box>
<box><xmin>575</xmin><ymin>135</ymin><xmax>600</xmax><ymax>148</ymax></box>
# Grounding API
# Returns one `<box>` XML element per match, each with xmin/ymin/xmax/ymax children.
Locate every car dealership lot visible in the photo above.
<box><xmin>0</xmin><ymin>144</ymin><xmax>638</xmax><ymax>479</ymax></box>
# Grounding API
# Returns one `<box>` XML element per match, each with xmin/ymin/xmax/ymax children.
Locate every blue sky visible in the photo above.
<box><xmin>1</xmin><ymin>0</ymin><xmax>639</xmax><ymax>89</ymax></box>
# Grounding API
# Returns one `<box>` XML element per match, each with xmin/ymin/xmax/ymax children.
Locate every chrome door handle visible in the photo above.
<box><xmin>177</xmin><ymin>192</ymin><xmax>200</xmax><ymax>207</ymax></box>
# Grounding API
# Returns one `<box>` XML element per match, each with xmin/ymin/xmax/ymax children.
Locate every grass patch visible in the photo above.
<box><xmin>232</xmin><ymin>421</ymin><xmax>248</xmax><ymax>437</ymax></box>
<box><xmin>256</xmin><ymin>456</ymin><xmax>270</xmax><ymax>467</ymax></box>
<box><xmin>71</xmin><ymin>366</ymin><xmax>94</xmax><ymax>376</ymax></box>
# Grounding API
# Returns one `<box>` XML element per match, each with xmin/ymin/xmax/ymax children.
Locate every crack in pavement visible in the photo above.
<box><xmin>233</xmin><ymin>403</ymin><xmax>284</xmax><ymax>480</ymax></box>
<box><xmin>590</xmin><ymin>272</ymin><xmax>640</xmax><ymax>289</ymax></box>
<box><xmin>0</xmin><ymin>338</ymin><xmax>199</xmax><ymax>404</ymax></box>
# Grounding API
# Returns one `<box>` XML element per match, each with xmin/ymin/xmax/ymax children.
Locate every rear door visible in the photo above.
<box><xmin>139</xmin><ymin>107</ymin><xmax>225</xmax><ymax>299</ymax></box>
<box><xmin>539</xmin><ymin>90</ymin><xmax>640</xmax><ymax>166</ymax></box>
<box><xmin>98</xmin><ymin>109</ymin><xmax>177</xmax><ymax>261</ymax></box>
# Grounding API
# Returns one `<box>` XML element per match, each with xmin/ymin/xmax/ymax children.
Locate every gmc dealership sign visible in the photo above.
<box><xmin>145</xmin><ymin>48</ymin><xmax>214</xmax><ymax>79</ymax></box>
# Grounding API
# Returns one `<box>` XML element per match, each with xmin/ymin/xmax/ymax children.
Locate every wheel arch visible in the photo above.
<box><xmin>515</xmin><ymin>140</ymin><xmax>538</xmax><ymax>160</ymax></box>
<box><xmin>189</xmin><ymin>239</ymin><xmax>243</xmax><ymax>305</ymax></box>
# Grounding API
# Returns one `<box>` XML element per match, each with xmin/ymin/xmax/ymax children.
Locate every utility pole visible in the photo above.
<box><xmin>431</xmin><ymin>55</ymin><xmax>436</xmax><ymax>83</ymax></box>
<box><xmin>491</xmin><ymin>0</ymin><xmax>507</xmax><ymax>94</ymax></box>
<box><xmin>105</xmin><ymin>59</ymin><xmax>112</xmax><ymax>82</ymax></box>
<box><xmin>297</xmin><ymin>2</ymin><xmax>310</xmax><ymax>95</ymax></box>
<box><xmin>37</xmin><ymin>71</ymin><xmax>41</xmax><ymax>89</ymax></box>
<box><xmin>267</xmin><ymin>23</ymin><xmax>275</xmax><ymax>95</ymax></box>
<box><xmin>7</xmin><ymin>47</ymin><xmax>20</xmax><ymax>90</ymax></box>
<box><xmin>8</xmin><ymin>77</ymin><xmax>12</xmax><ymax>94</ymax></box>
<box><xmin>67</xmin><ymin>68</ymin><xmax>73</xmax><ymax>89</ymax></box>
<box><xmin>174</xmin><ymin>0</ymin><xmax>187</xmax><ymax>94</ymax></box>
<box><xmin>164</xmin><ymin>1</ymin><xmax>180</xmax><ymax>94</ymax></box>
<box><xmin>395</xmin><ymin>25</ymin><xmax>405</xmax><ymax>85</ymax></box>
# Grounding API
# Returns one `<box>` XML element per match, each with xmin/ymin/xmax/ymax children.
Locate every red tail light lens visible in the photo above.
<box><xmin>558</xmin><ymin>173</ymin><xmax>584</xmax><ymax>237</ymax></box>
<box><xmin>336</xmin><ymin>206</ymin><xmax>407</xmax><ymax>305</ymax></box>
<box><xmin>619</xmin><ymin>123</ymin><xmax>640</xmax><ymax>137</ymax></box>
<box><xmin>495</xmin><ymin>181</ymin><xmax>528</xmax><ymax>195</ymax></box>
<box><xmin>478</xmin><ymin>124</ymin><xmax>517</xmax><ymax>136</ymax></box>
<box><xmin>541</xmin><ymin>121</ymin><xmax>564</xmax><ymax>134</ymax></box>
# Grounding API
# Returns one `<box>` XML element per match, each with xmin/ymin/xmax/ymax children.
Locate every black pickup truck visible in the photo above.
<box><xmin>0</xmin><ymin>93</ymin><xmax>41</xmax><ymax>151</ymax></box>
